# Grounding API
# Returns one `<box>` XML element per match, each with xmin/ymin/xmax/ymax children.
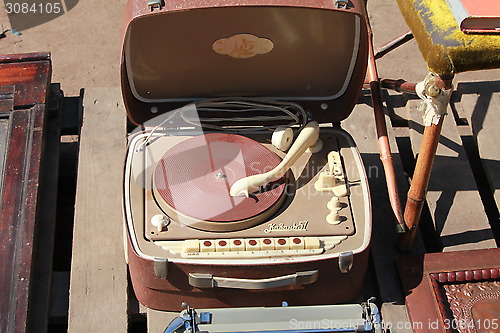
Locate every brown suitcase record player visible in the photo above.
<box><xmin>121</xmin><ymin>0</ymin><xmax>372</xmax><ymax>311</ymax></box>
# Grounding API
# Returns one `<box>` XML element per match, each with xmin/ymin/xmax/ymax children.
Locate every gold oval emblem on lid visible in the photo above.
<box><xmin>212</xmin><ymin>34</ymin><xmax>274</xmax><ymax>59</ymax></box>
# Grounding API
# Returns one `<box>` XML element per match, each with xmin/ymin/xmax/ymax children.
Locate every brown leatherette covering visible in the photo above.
<box><xmin>120</xmin><ymin>0</ymin><xmax>369</xmax><ymax>125</ymax></box>
<box><xmin>127</xmin><ymin>234</ymin><xmax>369</xmax><ymax>311</ymax></box>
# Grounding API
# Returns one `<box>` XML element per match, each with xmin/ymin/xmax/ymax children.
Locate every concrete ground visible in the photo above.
<box><xmin>1</xmin><ymin>0</ymin><xmax>127</xmax><ymax>95</ymax></box>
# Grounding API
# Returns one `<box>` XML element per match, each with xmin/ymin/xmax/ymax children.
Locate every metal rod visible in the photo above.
<box><xmin>364</xmin><ymin>78</ymin><xmax>416</xmax><ymax>94</ymax></box>
<box><xmin>379</xmin><ymin>79</ymin><xmax>416</xmax><ymax>94</ymax></box>
<box><xmin>374</xmin><ymin>31</ymin><xmax>414</xmax><ymax>60</ymax></box>
<box><xmin>365</xmin><ymin>16</ymin><xmax>406</xmax><ymax>233</ymax></box>
<box><xmin>398</xmin><ymin>74</ymin><xmax>454</xmax><ymax>251</ymax></box>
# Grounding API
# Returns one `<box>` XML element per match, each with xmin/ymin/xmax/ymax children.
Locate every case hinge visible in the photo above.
<box><xmin>147</xmin><ymin>0</ymin><xmax>162</xmax><ymax>11</ymax></box>
<box><xmin>335</xmin><ymin>0</ymin><xmax>349</xmax><ymax>9</ymax></box>
<box><xmin>339</xmin><ymin>251</ymin><xmax>353</xmax><ymax>273</ymax></box>
<box><xmin>153</xmin><ymin>258</ymin><xmax>168</xmax><ymax>278</ymax></box>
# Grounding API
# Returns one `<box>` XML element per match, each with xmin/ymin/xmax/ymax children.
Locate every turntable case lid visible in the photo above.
<box><xmin>121</xmin><ymin>0</ymin><xmax>369</xmax><ymax>125</ymax></box>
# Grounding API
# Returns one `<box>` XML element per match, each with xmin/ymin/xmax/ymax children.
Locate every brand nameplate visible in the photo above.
<box><xmin>264</xmin><ymin>221</ymin><xmax>308</xmax><ymax>234</ymax></box>
<box><xmin>212</xmin><ymin>34</ymin><xmax>274</xmax><ymax>59</ymax></box>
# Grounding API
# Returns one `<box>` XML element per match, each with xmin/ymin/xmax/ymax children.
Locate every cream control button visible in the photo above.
<box><xmin>215</xmin><ymin>239</ymin><xmax>230</xmax><ymax>252</ymax></box>
<box><xmin>230</xmin><ymin>239</ymin><xmax>245</xmax><ymax>251</ymax></box>
<box><xmin>260</xmin><ymin>238</ymin><xmax>275</xmax><ymax>250</ymax></box>
<box><xmin>276</xmin><ymin>238</ymin><xmax>289</xmax><ymax>250</ymax></box>
<box><xmin>314</xmin><ymin>172</ymin><xmax>336</xmax><ymax>192</ymax></box>
<box><xmin>326</xmin><ymin>211</ymin><xmax>342</xmax><ymax>224</ymax></box>
<box><xmin>245</xmin><ymin>239</ymin><xmax>261</xmax><ymax>251</ymax></box>
<box><xmin>304</xmin><ymin>237</ymin><xmax>321</xmax><ymax>249</ymax></box>
<box><xmin>200</xmin><ymin>240</ymin><xmax>215</xmax><ymax>252</ymax></box>
<box><xmin>327</xmin><ymin>197</ymin><xmax>341</xmax><ymax>211</ymax></box>
<box><xmin>183</xmin><ymin>239</ymin><xmax>200</xmax><ymax>253</ymax></box>
<box><xmin>290</xmin><ymin>237</ymin><xmax>305</xmax><ymax>250</ymax></box>
<box><xmin>327</xmin><ymin>151</ymin><xmax>348</xmax><ymax>197</ymax></box>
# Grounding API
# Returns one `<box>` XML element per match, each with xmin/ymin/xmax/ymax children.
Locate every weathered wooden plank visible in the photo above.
<box><xmin>456</xmin><ymin>81</ymin><xmax>500</xmax><ymax>209</ymax></box>
<box><xmin>147</xmin><ymin>309</ymin><xmax>179</xmax><ymax>333</ymax></box>
<box><xmin>408</xmin><ymin>99</ymin><xmax>496</xmax><ymax>251</ymax></box>
<box><xmin>67</xmin><ymin>88</ymin><xmax>128</xmax><ymax>332</ymax></box>
<box><xmin>380</xmin><ymin>303</ymin><xmax>414</xmax><ymax>333</ymax></box>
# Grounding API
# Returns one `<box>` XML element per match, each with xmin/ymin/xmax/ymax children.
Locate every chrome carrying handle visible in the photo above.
<box><xmin>188</xmin><ymin>270</ymin><xmax>318</xmax><ymax>290</ymax></box>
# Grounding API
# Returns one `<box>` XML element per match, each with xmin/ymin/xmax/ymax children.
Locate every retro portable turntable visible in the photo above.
<box><xmin>121</xmin><ymin>0</ymin><xmax>371</xmax><ymax>311</ymax></box>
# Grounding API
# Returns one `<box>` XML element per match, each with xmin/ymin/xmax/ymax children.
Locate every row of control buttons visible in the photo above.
<box><xmin>183</xmin><ymin>237</ymin><xmax>321</xmax><ymax>254</ymax></box>
<box><xmin>155</xmin><ymin>236</ymin><xmax>347</xmax><ymax>258</ymax></box>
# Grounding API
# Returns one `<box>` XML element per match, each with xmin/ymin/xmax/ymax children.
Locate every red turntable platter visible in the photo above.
<box><xmin>153</xmin><ymin>133</ymin><xmax>287</xmax><ymax>231</ymax></box>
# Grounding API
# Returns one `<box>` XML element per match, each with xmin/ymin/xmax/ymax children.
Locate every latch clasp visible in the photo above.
<box><xmin>147</xmin><ymin>0</ymin><xmax>162</xmax><ymax>11</ymax></box>
<box><xmin>335</xmin><ymin>0</ymin><xmax>349</xmax><ymax>9</ymax></box>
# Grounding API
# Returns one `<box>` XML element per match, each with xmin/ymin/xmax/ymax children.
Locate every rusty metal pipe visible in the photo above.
<box><xmin>364</xmin><ymin>78</ymin><xmax>416</xmax><ymax>94</ymax></box>
<box><xmin>398</xmin><ymin>119</ymin><xmax>444</xmax><ymax>250</ymax></box>
<box><xmin>374</xmin><ymin>31</ymin><xmax>414</xmax><ymax>60</ymax></box>
<box><xmin>379</xmin><ymin>79</ymin><xmax>416</xmax><ymax>94</ymax></box>
<box><xmin>365</xmin><ymin>18</ymin><xmax>406</xmax><ymax>233</ymax></box>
